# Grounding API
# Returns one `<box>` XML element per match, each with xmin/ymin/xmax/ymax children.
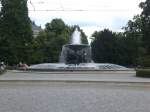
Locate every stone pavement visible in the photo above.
<box><xmin>0</xmin><ymin>82</ymin><xmax>150</xmax><ymax>112</ymax></box>
<box><xmin>0</xmin><ymin>70</ymin><xmax>150</xmax><ymax>112</ymax></box>
<box><xmin>0</xmin><ymin>70</ymin><xmax>150</xmax><ymax>84</ymax></box>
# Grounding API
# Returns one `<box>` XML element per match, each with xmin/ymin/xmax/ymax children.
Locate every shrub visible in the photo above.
<box><xmin>138</xmin><ymin>56</ymin><xmax>150</xmax><ymax>67</ymax></box>
<box><xmin>136</xmin><ymin>69</ymin><xmax>150</xmax><ymax>78</ymax></box>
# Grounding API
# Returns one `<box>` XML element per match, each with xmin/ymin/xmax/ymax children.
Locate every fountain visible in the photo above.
<box><xmin>60</xmin><ymin>28</ymin><xmax>91</xmax><ymax>65</ymax></box>
<box><xmin>29</xmin><ymin>28</ymin><xmax>129</xmax><ymax>71</ymax></box>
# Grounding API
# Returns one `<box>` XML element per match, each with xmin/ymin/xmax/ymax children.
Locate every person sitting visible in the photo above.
<box><xmin>18</xmin><ymin>62</ymin><xmax>29</xmax><ymax>70</ymax></box>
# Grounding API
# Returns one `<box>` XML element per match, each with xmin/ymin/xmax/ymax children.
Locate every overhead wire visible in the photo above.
<box><xmin>27</xmin><ymin>0</ymin><xmax>137</xmax><ymax>12</ymax></box>
<box><xmin>0</xmin><ymin>0</ymin><xmax>138</xmax><ymax>12</ymax></box>
<box><xmin>59</xmin><ymin>0</ymin><xmax>64</xmax><ymax>11</ymax></box>
<box><xmin>29</xmin><ymin>0</ymin><xmax>35</xmax><ymax>11</ymax></box>
<box><xmin>28</xmin><ymin>9</ymin><xmax>135</xmax><ymax>12</ymax></box>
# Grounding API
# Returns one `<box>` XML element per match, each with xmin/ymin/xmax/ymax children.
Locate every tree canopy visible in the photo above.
<box><xmin>0</xmin><ymin>1</ymin><xmax>88</xmax><ymax>65</ymax></box>
<box><xmin>32</xmin><ymin>19</ymin><xmax>88</xmax><ymax>63</ymax></box>
<box><xmin>91</xmin><ymin>29</ymin><xmax>141</xmax><ymax>66</ymax></box>
<box><xmin>0</xmin><ymin>0</ymin><xmax>150</xmax><ymax>67</ymax></box>
<box><xmin>0</xmin><ymin>0</ymin><xmax>33</xmax><ymax>64</ymax></box>
<box><xmin>122</xmin><ymin>0</ymin><xmax>150</xmax><ymax>67</ymax></box>
<box><xmin>139</xmin><ymin>0</ymin><xmax>150</xmax><ymax>54</ymax></box>
<box><xmin>91</xmin><ymin>0</ymin><xmax>150</xmax><ymax>67</ymax></box>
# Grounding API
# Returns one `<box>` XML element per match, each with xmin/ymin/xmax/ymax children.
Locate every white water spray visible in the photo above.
<box><xmin>71</xmin><ymin>28</ymin><xmax>81</xmax><ymax>44</ymax></box>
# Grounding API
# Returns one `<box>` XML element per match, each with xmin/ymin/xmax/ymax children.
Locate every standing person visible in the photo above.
<box><xmin>0</xmin><ymin>62</ymin><xmax>6</xmax><ymax>70</ymax></box>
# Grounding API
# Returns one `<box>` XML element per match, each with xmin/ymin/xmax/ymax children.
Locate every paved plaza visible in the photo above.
<box><xmin>0</xmin><ymin>70</ymin><xmax>150</xmax><ymax>112</ymax></box>
<box><xmin>0</xmin><ymin>70</ymin><xmax>150</xmax><ymax>83</ymax></box>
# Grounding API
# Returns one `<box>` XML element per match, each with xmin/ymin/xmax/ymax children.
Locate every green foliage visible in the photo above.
<box><xmin>123</xmin><ymin>0</ymin><xmax>150</xmax><ymax>67</ymax></box>
<box><xmin>0</xmin><ymin>0</ymin><xmax>33</xmax><ymax>65</ymax></box>
<box><xmin>32</xmin><ymin>19</ymin><xmax>88</xmax><ymax>63</ymax></box>
<box><xmin>91</xmin><ymin>29</ymin><xmax>140</xmax><ymax>66</ymax></box>
<box><xmin>137</xmin><ymin>56</ymin><xmax>150</xmax><ymax>67</ymax></box>
<box><xmin>91</xmin><ymin>29</ymin><xmax>117</xmax><ymax>63</ymax></box>
<box><xmin>0</xmin><ymin>6</ymin><xmax>88</xmax><ymax>64</ymax></box>
<box><xmin>139</xmin><ymin>0</ymin><xmax>150</xmax><ymax>54</ymax></box>
<box><xmin>123</xmin><ymin>17</ymin><xmax>144</xmax><ymax>66</ymax></box>
<box><xmin>136</xmin><ymin>69</ymin><xmax>150</xmax><ymax>78</ymax></box>
<box><xmin>2</xmin><ymin>0</ymin><xmax>150</xmax><ymax>67</ymax></box>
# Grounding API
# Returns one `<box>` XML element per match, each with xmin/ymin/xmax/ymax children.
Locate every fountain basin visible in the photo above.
<box><xmin>60</xmin><ymin>44</ymin><xmax>91</xmax><ymax>64</ymax></box>
<box><xmin>28</xmin><ymin>63</ymin><xmax>131</xmax><ymax>71</ymax></box>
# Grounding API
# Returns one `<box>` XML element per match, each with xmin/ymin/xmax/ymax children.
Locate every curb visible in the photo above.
<box><xmin>10</xmin><ymin>70</ymin><xmax>136</xmax><ymax>74</ymax></box>
<box><xmin>0</xmin><ymin>79</ymin><xmax>150</xmax><ymax>86</ymax></box>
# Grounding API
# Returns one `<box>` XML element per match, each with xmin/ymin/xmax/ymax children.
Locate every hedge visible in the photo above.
<box><xmin>137</xmin><ymin>56</ymin><xmax>150</xmax><ymax>67</ymax></box>
<box><xmin>136</xmin><ymin>69</ymin><xmax>150</xmax><ymax>78</ymax></box>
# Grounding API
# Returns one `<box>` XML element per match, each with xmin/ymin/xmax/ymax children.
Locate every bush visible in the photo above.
<box><xmin>136</xmin><ymin>69</ymin><xmax>150</xmax><ymax>78</ymax></box>
<box><xmin>138</xmin><ymin>56</ymin><xmax>150</xmax><ymax>67</ymax></box>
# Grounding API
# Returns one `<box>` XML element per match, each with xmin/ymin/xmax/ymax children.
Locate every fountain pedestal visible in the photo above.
<box><xmin>60</xmin><ymin>44</ymin><xmax>91</xmax><ymax>65</ymax></box>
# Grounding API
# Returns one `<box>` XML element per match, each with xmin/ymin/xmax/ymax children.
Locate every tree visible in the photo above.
<box><xmin>33</xmin><ymin>19</ymin><xmax>71</xmax><ymax>63</ymax></box>
<box><xmin>33</xmin><ymin>19</ymin><xmax>88</xmax><ymax>63</ymax></box>
<box><xmin>30</xmin><ymin>31</ymin><xmax>47</xmax><ymax>64</ymax></box>
<box><xmin>0</xmin><ymin>0</ymin><xmax>33</xmax><ymax>64</ymax></box>
<box><xmin>91</xmin><ymin>29</ymin><xmax>118</xmax><ymax>63</ymax></box>
<box><xmin>122</xmin><ymin>0</ymin><xmax>150</xmax><ymax>67</ymax></box>
<box><xmin>123</xmin><ymin>15</ymin><xmax>145</xmax><ymax>66</ymax></box>
<box><xmin>91</xmin><ymin>29</ymin><xmax>140</xmax><ymax>66</ymax></box>
<box><xmin>44</xmin><ymin>19</ymin><xmax>71</xmax><ymax>62</ymax></box>
<box><xmin>139</xmin><ymin>0</ymin><xmax>150</xmax><ymax>54</ymax></box>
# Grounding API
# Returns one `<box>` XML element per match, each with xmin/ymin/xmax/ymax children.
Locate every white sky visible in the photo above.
<box><xmin>28</xmin><ymin>0</ymin><xmax>145</xmax><ymax>38</ymax></box>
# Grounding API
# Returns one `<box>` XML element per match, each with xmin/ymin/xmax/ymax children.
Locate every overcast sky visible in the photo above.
<box><xmin>28</xmin><ymin>0</ymin><xmax>145</xmax><ymax>38</ymax></box>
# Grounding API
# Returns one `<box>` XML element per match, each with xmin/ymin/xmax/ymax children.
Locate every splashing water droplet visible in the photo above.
<box><xmin>71</xmin><ymin>28</ymin><xmax>81</xmax><ymax>44</ymax></box>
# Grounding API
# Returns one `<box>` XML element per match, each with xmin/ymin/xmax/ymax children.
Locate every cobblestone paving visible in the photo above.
<box><xmin>0</xmin><ymin>83</ymin><xmax>150</xmax><ymax>112</ymax></box>
<box><xmin>1</xmin><ymin>70</ymin><xmax>150</xmax><ymax>83</ymax></box>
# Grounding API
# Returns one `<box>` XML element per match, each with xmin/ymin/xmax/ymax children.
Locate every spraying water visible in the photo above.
<box><xmin>71</xmin><ymin>28</ymin><xmax>81</xmax><ymax>44</ymax></box>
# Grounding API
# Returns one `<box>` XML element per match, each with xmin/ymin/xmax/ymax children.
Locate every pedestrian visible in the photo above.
<box><xmin>0</xmin><ymin>62</ymin><xmax>6</xmax><ymax>70</ymax></box>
